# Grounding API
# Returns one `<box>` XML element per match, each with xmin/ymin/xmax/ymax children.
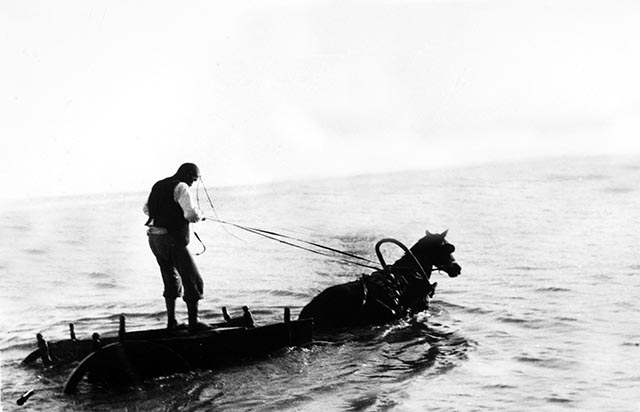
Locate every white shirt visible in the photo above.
<box><xmin>173</xmin><ymin>182</ymin><xmax>202</xmax><ymax>223</ymax></box>
<box><xmin>143</xmin><ymin>182</ymin><xmax>202</xmax><ymax>226</ymax></box>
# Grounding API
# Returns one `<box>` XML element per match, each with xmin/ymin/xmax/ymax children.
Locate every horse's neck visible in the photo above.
<box><xmin>391</xmin><ymin>255</ymin><xmax>432</xmax><ymax>278</ymax></box>
<box><xmin>391</xmin><ymin>255</ymin><xmax>432</xmax><ymax>274</ymax></box>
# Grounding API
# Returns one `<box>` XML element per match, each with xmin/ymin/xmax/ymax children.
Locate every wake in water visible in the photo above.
<box><xmin>12</xmin><ymin>306</ymin><xmax>471</xmax><ymax>412</ymax></box>
<box><xmin>177</xmin><ymin>309</ymin><xmax>472</xmax><ymax>412</ymax></box>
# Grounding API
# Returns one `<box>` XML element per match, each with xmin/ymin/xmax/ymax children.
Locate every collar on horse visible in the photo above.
<box><xmin>358</xmin><ymin>267</ymin><xmax>437</xmax><ymax>317</ymax></box>
<box><xmin>357</xmin><ymin>238</ymin><xmax>440</xmax><ymax>318</ymax></box>
<box><xmin>374</xmin><ymin>238</ymin><xmax>437</xmax><ymax>296</ymax></box>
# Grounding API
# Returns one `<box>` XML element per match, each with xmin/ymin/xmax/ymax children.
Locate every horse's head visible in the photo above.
<box><xmin>405</xmin><ymin>230</ymin><xmax>461</xmax><ymax>278</ymax></box>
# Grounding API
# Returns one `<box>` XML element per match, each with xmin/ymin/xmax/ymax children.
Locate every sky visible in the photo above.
<box><xmin>2</xmin><ymin>0</ymin><xmax>640</xmax><ymax>199</ymax></box>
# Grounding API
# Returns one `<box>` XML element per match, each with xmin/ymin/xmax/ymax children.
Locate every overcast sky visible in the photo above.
<box><xmin>2</xmin><ymin>0</ymin><xmax>640</xmax><ymax>199</ymax></box>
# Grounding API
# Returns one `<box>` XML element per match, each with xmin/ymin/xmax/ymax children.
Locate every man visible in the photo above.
<box><xmin>144</xmin><ymin>163</ymin><xmax>209</xmax><ymax>332</ymax></box>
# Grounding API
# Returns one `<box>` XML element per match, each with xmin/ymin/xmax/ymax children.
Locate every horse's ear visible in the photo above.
<box><xmin>425</xmin><ymin>230</ymin><xmax>432</xmax><ymax>236</ymax></box>
<box><xmin>441</xmin><ymin>229</ymin><xmax>449</xmax><ymax>237</ymax></box>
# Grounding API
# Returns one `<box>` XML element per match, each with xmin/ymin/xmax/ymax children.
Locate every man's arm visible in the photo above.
<box><xmin>174</xmin><ymin>183</ymin><xmax>202</xmax><ymax>223</ymax></box>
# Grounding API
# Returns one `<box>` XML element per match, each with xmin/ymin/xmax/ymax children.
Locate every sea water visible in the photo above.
<box><xmin>1</xmin><ymin>155</ymin><xmax>639</xmax><ymax>411</ymax></box>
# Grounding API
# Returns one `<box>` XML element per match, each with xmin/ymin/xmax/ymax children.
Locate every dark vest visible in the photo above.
<box><xmin>146</xmin><ymin>177</ymin><xmax>190</xmax><ymax>245</ymax></box>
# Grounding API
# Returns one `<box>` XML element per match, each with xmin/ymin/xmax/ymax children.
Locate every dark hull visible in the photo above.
<box><xmin>23</xmin><ymin>314</ymin><xmax>314</xmax><ymax>394</ymax></box>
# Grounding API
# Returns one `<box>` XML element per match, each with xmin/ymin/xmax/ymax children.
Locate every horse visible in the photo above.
<box><xmin>298</xmin><ymin>230</ymin><xmax>461</xmax><ymax>331</ymax></box>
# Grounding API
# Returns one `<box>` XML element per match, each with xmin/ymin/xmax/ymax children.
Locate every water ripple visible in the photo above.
<box><xmin>534</xmin><ymin>286</ymin><xmax>572</xmax><ymax>293</ymax></box>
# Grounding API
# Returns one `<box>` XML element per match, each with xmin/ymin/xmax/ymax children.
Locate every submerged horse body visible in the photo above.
<box><xmin>299</xmin><ymin>231</ymin><xmax>461</xmax><ymax>331</ymax></box>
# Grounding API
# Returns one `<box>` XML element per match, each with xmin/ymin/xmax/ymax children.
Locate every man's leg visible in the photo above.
<box><xmin>165</xmin><ymin>297</ymin><xmax>178</xmax><ymax>329</ymax></box>
<box><xmin>149</xmin><ymin>234</ymin><xmax>184</xmax><ymax>328</ymax></box>
<box><xmin>186</xmin><ymin>299</ymin><xmax>201</xmax><ymax>328</ymax></box>
<box><xmin>172</xmin><ymin>244</ymin><xmax>207</xmax><ymax>331</ymax></box>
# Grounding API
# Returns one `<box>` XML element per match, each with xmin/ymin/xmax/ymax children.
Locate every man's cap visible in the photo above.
<box><xmin>175</xmin><ymin>163</ymin><xmax>200</xmax><ymax>179</ymax></box>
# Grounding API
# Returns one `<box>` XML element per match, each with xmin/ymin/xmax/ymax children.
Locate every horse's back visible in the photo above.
<box><xmin>299</xmin><ymin>281</ymin><xmax>364</xmax><ymax>330</ymax></box>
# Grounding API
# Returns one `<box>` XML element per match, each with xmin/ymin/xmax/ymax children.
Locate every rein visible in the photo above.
<box><xmin>192</xmin><ymin>178</ymin><xmax>382</xmax><ymax>270</ymax></box>
<box><xmin>202</xmin><ymin>217</ymin><xmax>381</xmax><ymax>271</ymax></box>
<box><xmin>192</xmin><ymin>231</ymin><xmax>206</xmax><ymax>256</ymax></box>
<box><xmin>191</xmin><ymin>180</ymin><xmax>443</xmax><ymax>277</ymax></box>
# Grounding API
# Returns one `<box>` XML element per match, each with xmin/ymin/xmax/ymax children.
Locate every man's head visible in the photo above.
<box><xmin>174</xmin><ymin>163</ymin><xmax>201</xmax><ymax>186</ymax></box>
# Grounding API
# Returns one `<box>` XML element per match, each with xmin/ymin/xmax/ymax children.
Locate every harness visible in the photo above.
<box><xmin>357</xmin><ymin>238</ymin><xmax>440</xmax><ymax>317</ymax></box>
<box><xmin>358</xmin><ymin>270</ymin><xmax>404</xmax><ymax>316</ymax></box>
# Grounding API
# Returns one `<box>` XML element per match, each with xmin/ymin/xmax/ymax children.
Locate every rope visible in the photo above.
<box><xmin>215</xmin><ymin>218</ymin><xmax>378</xmax><ymax>265</ymax></box>
<box><xmin>203</xmin><ymin>217</ymin><xmax>381</xmax><ymax>271</ymax></box>
<box><xmin>194</xmin><ymin>177</ymin><xmax>380</xmax><ymax>270</ymax></box>
<box><xmin>196</xmin><ymin>178</ymin><xmax>245</xmax><ymax>243</ymax></box>
<box><xmin>193</xmin><ymin>231</ymin><xmax>206</xmax><ymax>256</ymax></box>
